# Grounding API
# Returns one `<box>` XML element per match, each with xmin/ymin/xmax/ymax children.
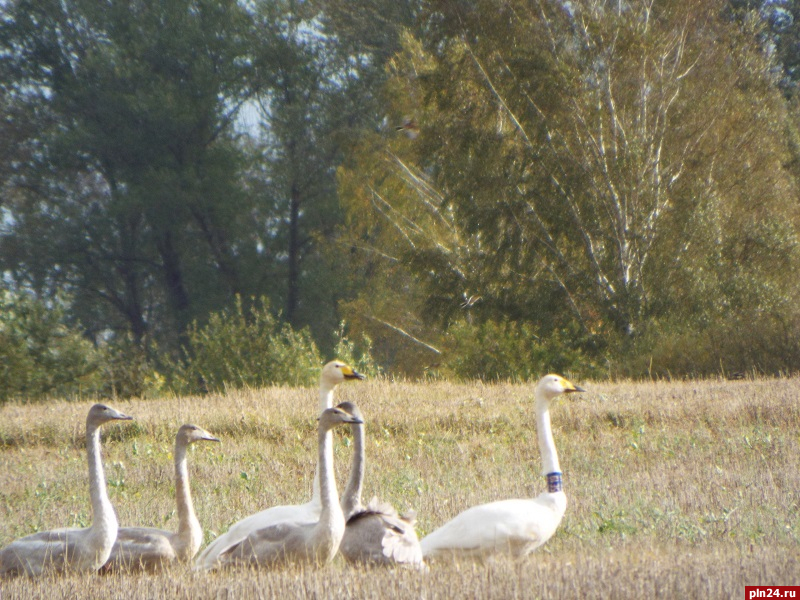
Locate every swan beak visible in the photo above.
<box><xmin>563</xmin><ymin>380</ymin><xmax>585</xmax><ymax>394</ymax></box>
<box><xmin>115</xmin><ymin>413</ymin><xmax>134</xmax><ymax>421</ymax></box>
<box><xmin>204</xmin><ymin>435</ymin><xmax>221</xmax><ymax>443</ymax></box>
<box><xmin>342</xmin><ymin>366</ymin><xmax>366</xmax><ymax>380</ymax></box>
<box><xmin>349</xmin><ymin>417</ymin><xmax>365</xmax><ymax>425</ymax></box>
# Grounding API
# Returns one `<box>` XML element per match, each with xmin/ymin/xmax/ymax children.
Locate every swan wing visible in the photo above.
<box><xmin>101</xmin><ymin>528</ymin><xmax>177</xmax><ymax>572</ymax></box>
<box><xmin>340</xmin><ymin>502</ymin><xmax>424</xmax><ymax>567</ymax></box>
<box><xmin>216</xmin><ymin>521</ymin><xmax>313</xmax><ymax>567</ymax></box>
<box><xmin>361</xmin><ymin>496</ymin><xmax>399</xmax><ymax>518</ymax></box>
<box><xmin>420</xmin><ymin>498</ymin><xmax>564</xmax><ymax>559</ymax></box>
<box><xmin>11</xmin><ymin>529</ymin><xmax>69</xmax><ymax>543</ymax></box>
<box><xmin>0</xmin><ymin>529</ymin><xmax>83</xmax><ymax>577</ymax></box>
<box><xmin>195</xmin><ymin>501</ymin><xmax>319</xmax><ymax>569</ymax></box>
<box><xmin>378</xmin><ymin>513</ymin><xmax>424</xmax><ymax>566</ymax></box>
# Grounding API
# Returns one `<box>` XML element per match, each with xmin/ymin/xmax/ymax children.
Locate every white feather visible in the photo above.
<box><xmin>420</xmin><ymin>374</ymin><xmax>583</xmax><ymax>560</ymax></box>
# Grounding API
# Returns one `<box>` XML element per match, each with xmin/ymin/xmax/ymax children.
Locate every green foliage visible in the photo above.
<box><xmin>618</xmin><ymin>308</ymin><xmax>800</xmax><ymax>380</ymax></box>
<box><xmin>0</xmin><ymin>0</ymin><xmax>265</xmax><ymax>353</ymax></box>
<box><xmin>337</xmin><ymin>0</ymin><xmax>800</xmax><ymax>380</ymax></box>
<box><xmin>4</xmin><ymin>0</ymin><xmax>800</xmax><ymax>385</ymax></box>
<box><xmin>619</xmin><ymin>210</ymin><xmax>800</xmax><ymax>379</ymax></box>
<box><xmin>330</xmin><ymin>322</ymin><xmax>383</xmax><ymax>378</ymax></box>
<box><xmin>442</xmin><ymin>319</ymin><xmax>602</xmax><ymax>382</ymax></box>
<box><xmin>0</xmin><ymin>291</ymin><xmax>102</xmax><ymax>402</ymax></box>
<box><xmin>95</xmin><ymin>336</ymin><xmax>166</xmax><ymax>400</ymax></box>
<box><xmin>167</xmin><ymin>296</ymin><xmax>322</xmax><ymax>394</ymax></box>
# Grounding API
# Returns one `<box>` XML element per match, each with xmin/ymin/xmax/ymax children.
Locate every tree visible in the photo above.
<box><xmin>243</xmin><ymin>0</ymin><xmax>419</xmax><ymax>353</ymax></box>
<box><xmin>338</xmin><ymin>0</ymin><xmax>800</xmax><ymax>376</ymax></box>
<box><xmin>0</xmin><ymin>0</ymin><xmax>260</xmax><ymax>354</ymax></box>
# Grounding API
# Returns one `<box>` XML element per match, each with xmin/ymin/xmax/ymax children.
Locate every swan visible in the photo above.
<box><xmin>212</xmin><ymin>404</ymin><xmax>363</xmax><ymax>568</ymax></box>
<box><xmin>336</xmin><ymin>402</ymin><xmax>424</xmax><ymax>568</ymax></box>
<box><xmin>0</xmin><ymin>404</ymin><xmax>133</xmax><ymax>577</ymax></box>
<box><xmin>419</xmin><ymin>374</ymin><xmax>584</xmax><ymax>560</ymax></box>
<box><xmin>101</xmin><ymin>424</ymin><xmax>220</xmax><ymax>572</ymax></box>
<box><xmin>195</xmin><ymin>360</ymin><xmax>365</xmax><ymax>569</ymax></box>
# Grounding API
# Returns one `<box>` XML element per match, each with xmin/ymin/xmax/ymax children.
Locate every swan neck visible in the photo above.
<box><xmin>317</xmin><ymin>425</ymin><xmax>340</xmax><ymax>524</ymax></box>
<box><xmin>86</xmin><ymin>422</ymin><xmax>117</xmax><ymax>539</ymax></box>
<box><xmin>313</xmin><ymin>380</ymin><xmax>337</xmax><ymax>504</ymax></box>
<box><xmin>535</xmin><ymin>393</ymin><xmax>560</xmax><ymax>476</ymax></box>
<box><xmin>311</xmin><ymin>422</ymin><xmax>346</xmax><ymax>562</ymax></box>
<box><xmin>174</xmin><ymin>441</ymin><xmax>200</xmax><ymax>542</ymax></box>
<box><xmin>340</xmin><ymin>422</ymin><xmax>364</xmax><ymax>518</ymax></box>
<box><xmin>319</xmin><ymin>381</ymin><xmax>335</xmax><ymax>412</ymax></box>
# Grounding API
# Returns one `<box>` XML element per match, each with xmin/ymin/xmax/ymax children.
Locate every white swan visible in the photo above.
<box><xmin>419</xmin><ymin>374</ymin><xmax>584</xmax><ymax>559</ymax></box>
<box><xmin>336</xmin><ymin>402</ymin><xmax>424</xmax><ymax>568</ymax></box>
<box><xmin>195</xmin><ymin>360</ymin><xmax>365</xmax><ymax>569</ymax></box>
<box><xmin>212</xmin><ymin>404</ymin><xmax>362</xmax><ymax>568</ymax></box>
<box><xmin>101</xmin><ymin>424</ymin><xmax>220</xmax><ymax>572</ymax></box>
<box><xmin>0</xmin><ymin>404</ymin><xmax>133</xmax><ymax>577</ymax></box>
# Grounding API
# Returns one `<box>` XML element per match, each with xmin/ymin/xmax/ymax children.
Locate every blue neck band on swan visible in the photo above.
<box><xmin>546</xmin><ymin>471</ymin><xmax>563</xmax><ymax>493</ymax></box>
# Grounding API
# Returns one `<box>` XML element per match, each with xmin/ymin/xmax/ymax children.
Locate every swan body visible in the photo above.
<box><xmin>418</xmin><ymin>496</ymin><xmax>566</xmax><ymax>559</ymax></box>
<box><xmin>340</xmin><ymin>499</ymin><xmax>423</xmax><ymax>567</ymax></box>
<box><xmin>212</xmin><ymin>404</ymin><xmax>362</xmax><ymax>568</ymax></box>
<box><xmin>336</xmin><ymin>402</ymin><xmax>424</xmax><ymax>568</ymax></box>
<box><xmin>195</xmin><ymin>361</ymin><xmax>364</xmax><ymax>570</ymax></box>
<box><xmin>0</xmin><ymin>404</ymin><xmax>133</xmax><ymax>577</ymax></box>
<box><xmin>102</xmin><ymin>424</ymin><xmax>220</xmax><ymax>572</ymax></box>
<box><xmin>419</xmin><ymin>374</ymin><xmax>583</xmax><ymax>560</ymax></box>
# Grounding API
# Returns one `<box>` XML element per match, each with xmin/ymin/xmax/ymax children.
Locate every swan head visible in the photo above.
<box><xmin>87</xmin><ymin>403</ymin><xmax>134</xmax><ymax>426</ymax></box>
<box><xmin>535</xmin><ymin>374</ymin><xmax>585</xmax><ymax>401</ymax></box>
<box><xmin>319</xmin><ymin>403</ymin><xmax>365</xmax><ymax>429</ymax></box>
<box><xmin>320</xmin><ymin>360</ymin><xmax>366</xmax><ymax>387</ymax></box>
<box><xmin>177</xmin><ymin>424</ymin><xmax>220</xmax><ymax>445</ymax></box>
<box><xmin>333</xmin><ymin>401</ymin><xmax>363</xmax><ymax>423</ymax></box>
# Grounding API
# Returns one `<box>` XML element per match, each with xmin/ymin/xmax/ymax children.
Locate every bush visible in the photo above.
<box><xmin>442</xmin><ymin>318</ymin><xmax>602</xmax><ymax>382</ymax></box>
<box><xmin>96</xmin><ymin>335</ymin><xmax>166</xmax><ymax>399</ymax></box>
<box><xmin>617</xmin><ymin>311</ymin><xmax>800</xmax><ymax>379</ymax></box>
<box><xmin>167</xmin><ymin>296</ymin><xmax>323</xmax><ymax>394</ymax></box>
<box><xmin>0</xmin><ymin>290</ymin><xmax>102</xmax><ymax>402</ymax></box>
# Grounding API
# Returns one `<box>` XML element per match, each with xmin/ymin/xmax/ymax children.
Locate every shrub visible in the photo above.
<box><xmin>167</xmin><ymin>296</ymin><xmax>322</xmax><ymax>394</ymax></box>
<box><xmin>95</xmin><ymin>335</ymin><xmax>166</xmax><ymax>399</ymax></box>
<box><xmin>442</xmin><ymin>318</ymin><xmax>602</xmax><ymax>382</ymax></box>
<box><xmin>0</xmin><ymin>290</ymin><xmax>102</xmax><ymax>402</ymax></box>
<box><xmin>618</xmin><ymin>311</ymin><xmax>800</xmax><ymax>380</ymax></box>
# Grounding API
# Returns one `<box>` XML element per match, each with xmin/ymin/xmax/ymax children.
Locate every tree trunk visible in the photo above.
<box><xmin>286</xmin><ymin>180</ymin><xmax>301</xmax><ymax>324</ymax></box>
<box><xmin>156</xmin><ymin>230</ymin><xmax>191</xmax><ymax>341</ymax></box>
<box><xmin>190</xmin><ymin>205</ymin><xmax>242</xmax><ymax>297</ymax></box>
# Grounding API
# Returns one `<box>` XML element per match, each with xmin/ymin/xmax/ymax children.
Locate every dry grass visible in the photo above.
<box><xmin>1</xmin><ymin>377</ymin><xmax>798</xmax><ymax>598</ymax></box>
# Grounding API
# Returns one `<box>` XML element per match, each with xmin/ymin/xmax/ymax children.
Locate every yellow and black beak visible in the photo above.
<box><xmin>342</xmin><ymin>366</ymin><xmax>366</xmax><ymax>380</ymax></box>
<box><xmin>563</xmin><ymin>379</ymin><xmax>585</xmax><ymax>393</ymax></box>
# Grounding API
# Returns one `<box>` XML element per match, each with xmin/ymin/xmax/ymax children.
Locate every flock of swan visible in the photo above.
<box><xmin>0</xmin><ymin>360</ymin><xmax>584</xmax><ymax>577</ymax></box>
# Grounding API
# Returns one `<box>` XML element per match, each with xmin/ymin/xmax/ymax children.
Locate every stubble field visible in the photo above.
<box><xmin>0</xmin><ymin>376</ymin><xmax>798</xmax><ymax>598</ymax></box>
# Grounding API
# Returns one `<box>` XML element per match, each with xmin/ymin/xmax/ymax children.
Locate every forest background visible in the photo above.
<box><xmin>2</xmin><ymin>0</ymin><xmax>800</xmax><ymax>402</ymax></box>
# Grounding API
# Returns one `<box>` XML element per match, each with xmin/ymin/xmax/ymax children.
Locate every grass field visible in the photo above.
<box><xmin>0</xmin><ymin>376</ymin><xmax>798</xmax><ymax>598</ymax></box>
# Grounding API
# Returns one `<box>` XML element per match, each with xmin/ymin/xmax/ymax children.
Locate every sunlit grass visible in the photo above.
<box><xmin>1</xmin><ymin>377</ymin><xmax>798</xmax><ymax>597</ymax></box>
